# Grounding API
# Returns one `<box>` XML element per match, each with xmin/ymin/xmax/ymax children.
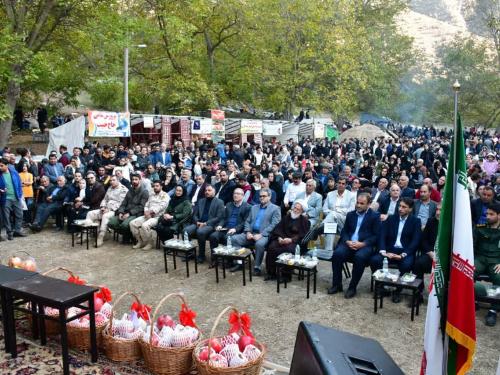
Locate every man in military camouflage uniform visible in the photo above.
<box><xmin>473</xmin><ymin>202</ymin><xmax>500</xmax><ymax>327</ymax></box>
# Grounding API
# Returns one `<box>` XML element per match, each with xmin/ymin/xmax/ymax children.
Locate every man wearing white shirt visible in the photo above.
<box><xmin>190</xmin><ymin>174</ymin><xmax>207</xmax><ymax>206</ymax></box>
<box><xmin>296</xmin><ymin>179</ymin><xmax>322</xmax><ymax>225</ymax></box>
<box><xmin>283</xmin><ymin>172</ymin><xmax>306</xmax><ymax>209</ymax></box>
<box><xmin>378</xmin><ymin>184</ymin><xmax>401</xmax><ymax>221</ymax></box>
<box><xmin>321</xmin><ymin>177</ymin><xmax>356</xmax><ymax>254</ymax></box>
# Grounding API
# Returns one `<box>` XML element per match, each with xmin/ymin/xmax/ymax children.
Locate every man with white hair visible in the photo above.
<box><xmin>296</xmin><ymin>179</ymin><xmax>323</xmax><ymax>225</ymax></box>
<box><xmin>86</xmin><ymin>175</ymin><xmax>129</xmax><ymax>246</ymax></box>
<box><xmin>264</xmin><ymin>199</ymin><xmax>310</xmax><ymax>280</ymax></box>
<box><xmin>130</xmin><ymin>180</ymin><xmax>170</xmax><ymax>250</ymax></box>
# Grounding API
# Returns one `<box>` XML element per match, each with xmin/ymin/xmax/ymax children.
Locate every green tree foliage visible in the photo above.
<box><xmin>0</xmin><ymin>0</ymin><xmax>416</xmax><ymax>146</ymax></box>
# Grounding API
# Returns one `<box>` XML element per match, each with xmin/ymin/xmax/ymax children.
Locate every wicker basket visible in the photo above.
<box><xmin>140</xmin><ymin>292</ymin><xmax>202</xmax><ymax>375</ymax></box>
<box><xmin>101</xmin><ymin>292</ymin><xmax>143</xmax><ymax>362</ymax></box>
<box><xmin>193</xmin><ymin>306</ymin><xmax>266</xmax><ymax>375</ymax></box>
<box><xmin>27</xmin><ymin>267</ymin><xmax>77</xmax><ymax>336</ymax></box>
<box><xmin>67</xmin><ymin>284</ymin><xmax>108</xmax><ymax>351</ymax></box>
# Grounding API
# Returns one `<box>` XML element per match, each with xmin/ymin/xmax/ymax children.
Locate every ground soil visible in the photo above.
<box><xmin>1</xmin><ymin>230</ymin><xmax>498</xmax><ymax>375</ymax></box>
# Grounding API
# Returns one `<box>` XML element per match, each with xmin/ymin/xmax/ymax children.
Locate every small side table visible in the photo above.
<box><xmin>212</xmin><ymin>247</ymin><xmax>253</xmax><ymax>286</ymax></box>
<box><xmin>163</xmin><ymin>240</ymin><xmax>198</xmax><ymax>277</ymax></box>
<box><xmin>71</xmin><ymin>223</ymin><xmax>99</xmax><ymax>250</ymax></box>
<box><xmin>276</xmin><ymin>261</ymin><xmax>317</xmax><ymax>299</ymax></box>
<box><xmin>2</xmin><ymin>275</ymin><xmax>98</xmax><ymax>375</ymax></box>
<box><xmin>373</xmin><ymin>275</ymin><xmax>423</xmax><ymax>321</ymax></box>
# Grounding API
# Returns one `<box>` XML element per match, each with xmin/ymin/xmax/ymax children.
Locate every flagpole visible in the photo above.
<box><xmin>442</xmin><ymin>80</ymin><xmax>461</xmax><ymax>375</ymax></box>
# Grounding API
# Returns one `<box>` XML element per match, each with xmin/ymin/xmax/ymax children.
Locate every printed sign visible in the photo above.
<box><xmin>143</xmin><ymin>116</ymin><xmax>154</xmax><ymax>129</ymax></box>
<box><xmin>240</xmin><ymin>119</ymin><xmax>263</xmax><ymax>134</ymax></box>
<box><xmin>324</xmin><ymin>222</ymin><xmax>338</xmax><ymax>234</ymax></box>
<box><xmin>191</xmin><ymin>119</ymin><xmax>213</xmax><ymax>134</ymax></box>
<box><xmin>88</xmin><ymin>111</ymin><xmax>130</xmax><ymax>137</ymax></box>
<box><xmin>263</xmin><ymin>122</ymin><xmax>282</xmax><ymax>136</ymax></box>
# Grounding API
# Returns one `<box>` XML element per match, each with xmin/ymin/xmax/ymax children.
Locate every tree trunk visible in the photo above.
<box><xmin>0</xmin><ymin>64</ymin><xmax>22</xmax><ymax>149</ymax></box>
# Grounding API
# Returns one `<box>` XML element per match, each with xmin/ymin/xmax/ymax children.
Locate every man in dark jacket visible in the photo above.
<box><xmin>108</xmin><ymin>173</ymin><xmax>149</xmax><ymax>238</ymax></box>
<box><xmin>329</xmin><ymin>193</ymin><xmax>380</xmax><ymax>298</ymax></box>
<box><xmin>471</xmin><ymin>186</ymin><xmax>496</xmax><ymax>225</ymax></box>
<box><xmin>214</xmin><ymin>170</ymin><xmax>236</xmax><ymax>204</ymax></box>
<box><xmin>185</xmin><ymin>185</ymin><xmax>225</xmax><ymax>263</ymax></box>
<box><xmin>209</xmin><ymin>188</ymin><xmax>251</xmax><ymax>256</ymax></box>
<box><xmin>30</xmin><ymin>175</ymin><xmax>67</xmax><ymax>232</ymax></box>
<box><xmin>370</xmin><ymin>197</ymin><xmax>422</xmax><ymax>303</ymax></box>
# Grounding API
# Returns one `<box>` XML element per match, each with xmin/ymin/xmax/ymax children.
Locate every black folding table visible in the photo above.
<box><xmin>2</xmin><ymin>275</ymin><xmax>99</xmax><ymax>375</ymax></box>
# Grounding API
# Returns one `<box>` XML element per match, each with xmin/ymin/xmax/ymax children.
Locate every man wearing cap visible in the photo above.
<box><xmin>283</xmin><ymin>172</ymin><xmax>306</xmax><ymax>209</ymax></box>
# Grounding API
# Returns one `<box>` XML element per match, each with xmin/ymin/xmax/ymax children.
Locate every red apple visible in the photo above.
<box><xmin>238</xmin><ymin>335</ymin><xmax>255</xmax><ymax>352</ymax></box>
<box><xmin>93</xmin><ymin>296</ymin><xmax>104</xmax><ymax>312</ymax></box>
<box><xmin>198</xmin><ymin>346</ymin><xmax>211</xmax><ymax>361</ymax></box>
<box><xmin>208</xmin><ymin>338</ymin><xmax>222</xmax><ymax>353</ymax></box>
<box><xmin>157</xmin><ymin>314</ymin><xmax>175</xmax><ymax>330</ymax></box>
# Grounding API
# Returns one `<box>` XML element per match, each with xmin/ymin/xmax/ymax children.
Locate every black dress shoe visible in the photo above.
<box><xmin>327</xmin><ymin>285</ymin><xmax>343</xmax><ymax>295</ymax></box>
<box><xmin>252</xmin><ymin>268</ymin><xmax>262</xmax><ymax>277</ymax></box>
<box><xmin>7</xmin><ymin>233</ymin><xmax>14</xmax><ymax>240</ymax></box>
<box><xmin>264</xmin><ymin>275</ymin><xmax>276</xmax><ymax>281</ymax></box>
<box><xmin>485</xmin><ymin>311</ymin><xmax>497</xmax><ymax>327</ymax></box>
<box><xmin>392</xmin><ymin>292</ymin><xmax>401</xmax><ymax>303</ymax></box>
<box><xmin>344</xmin><ymin>288</ymin><xmax>357</xmax><ymax>299</ymax></box>
<box><xmin>229</xmin><ymin>264</ymin><xmax>243</xmax><ymax>272</ymax></box>
<box><xmin>13</xmin><ymin>232</ymin><xmax>27</xmax><ymax>237</ymax></box>
<box><xmin>196</xmin><ymin>257</ymin><xmax>205</xmax><ymax>264</ymax></box>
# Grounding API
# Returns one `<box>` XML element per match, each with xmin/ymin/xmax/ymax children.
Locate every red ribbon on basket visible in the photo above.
<box><xmin>179</xmin><ymin>303</ymin><xmax>198</xmax><ymax>328</ymax></box>
<box><xmin>228</xmin><ymin>311</ymin><xmax>253</xmax><ymax>338</ymax></box>
<box><xmin>95</xmin><ymin>286</ymin><xmax>112</xmax><ymax>303</ymax></box>
<box><xmin>67</xmin><ymin>275</ymin><xmax>86</xmax><ymax>285</ymax></box>
<box><xmin>130</xmin><ymin>302</ymin><xmax>152</xmax><ymax>322</ymax></box>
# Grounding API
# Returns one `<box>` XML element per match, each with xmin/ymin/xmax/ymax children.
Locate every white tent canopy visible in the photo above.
<box><xmin>45</xmin><ymin>116</ymin><xmax>86</xmax><ymax>157</ymax></box>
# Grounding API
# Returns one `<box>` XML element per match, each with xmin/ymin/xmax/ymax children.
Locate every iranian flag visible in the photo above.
<box><xmin>421</xmin><ymin>115</ymin><xmax>476</xmax><ymax>375</ymax></box>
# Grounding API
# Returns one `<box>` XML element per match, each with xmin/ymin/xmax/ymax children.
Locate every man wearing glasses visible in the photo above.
<box><xmin>231</xmin><ymin>188</ymin><xmax>281</xmax><ymax>276</ymax></box>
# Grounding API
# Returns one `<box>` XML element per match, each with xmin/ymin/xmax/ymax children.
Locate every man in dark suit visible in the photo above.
<box><xmin>329</xmin><ymin>193</ymin><xmax>380</xmax><ymax>298</ymax></box>
<box><xmin>214</xmin><ymin>170</ymin><xmax>236</xmax><ymax>204</ymax></box>
<box><xmin>185</xmin><ymin>184</ymin><xmax>225</xmax><ymax>263</ymax></box>
<box><xmin>209</xmin><ymin>188</ymin><xmax>251</xmax><ymax>258</ymax></box>
<box><xmin>471</xmin><ymin>186</ymin><xmax>496</xmax><ymax>225</ymax></box>
<box><xmin>190</xmin><ymin>174</ymin><xmax>207</xmax><ymax>206</ymax></box>
<box><xmin>370</xmin><ymin>197</ymin><xmax>422</xmax><ymax>303</ymax></box>
<box><xmin>413</xmin><ymin>184</ymin><xmax>437</xmax><ymax>228</ymax></box>
<box><xmin>399</xmin><ymin>175</ymin><xmax>415</xmax><ymax>199</ymax></box>
<box><xmin>370</xmin><ymin>178</ymin><xmax>389</xmax><ymax>210</ymax></box>
<box><xmin>378</xmin><ymin>184</ymin><xmax>401</xmax><ymax>221</ymax></box>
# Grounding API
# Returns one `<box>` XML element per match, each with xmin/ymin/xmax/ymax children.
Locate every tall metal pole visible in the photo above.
<box><xmin>442</xmin><ymin>79</ymin><xmax>461</xmax><ymax>375</ymax></box>
<box><xmin>124</xmin><ymin>47</ymin><xmax>129</xmax><ymax>113</ymax></box>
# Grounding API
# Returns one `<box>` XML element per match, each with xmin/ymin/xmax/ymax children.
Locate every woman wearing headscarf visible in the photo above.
<box><xmin>155</xmin><ymin>185</ymin><xmax>192</xmax><ymax>242</ymax></box>
<box><xmin>264</xmin><ymin>200</ymin><xmax>310</xmax><ymax>281</ymax></box>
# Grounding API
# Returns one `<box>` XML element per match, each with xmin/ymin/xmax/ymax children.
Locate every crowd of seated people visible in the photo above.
<box><xmin>0</xmin><ymin>125</ymin><xmax>498</xmax><ymax>326</ymax></box>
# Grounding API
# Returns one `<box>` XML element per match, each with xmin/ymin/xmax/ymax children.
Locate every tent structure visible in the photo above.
<box><xmin>45</xmin><ymin>116</ymin><xmax>86</xmax><ymax>156</ymax></box>
<box><xmin>339</xmin><ymin>123</ymin><xmax>393</xmax><ymax>142</ymax></box>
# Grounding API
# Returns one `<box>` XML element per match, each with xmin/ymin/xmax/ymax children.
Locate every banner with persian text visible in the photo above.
<box><xmin>88</xmin><ymin>111</ymin><xmax>131</xmax><ymax>137</ymax></box>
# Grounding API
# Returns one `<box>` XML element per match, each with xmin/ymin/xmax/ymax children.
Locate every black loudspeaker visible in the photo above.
<box><xmin>289</xmin><ymin>321</ymin><xmax>404</xmax><ymax>375</ymax></box>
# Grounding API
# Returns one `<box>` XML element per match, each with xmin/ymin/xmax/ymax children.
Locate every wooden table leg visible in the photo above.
<box><xmin>173</xmin><ymin>250</ymin><xmax>177</xmax><ymax>270</ymax></box>
<box><xmin>71</xmin><ymin>232</ymin><xmax>75</xmax><ymax>247</ymax></box>
<box><xmin>38</xmin><ymin>303</ymin><xmax>46</xmax><ymax>345</ymax></box>
<box><xmin>313</xmin><ymin>268</ymin><xmax>317</xmax><ymax>294</ymax></box>
<box><xmin>164</xmin><ymin>248</ymin><xmax>168</xmax><ymax>273</ymax></box>
<box><xmin>374</xmin><ymin>282</ymin><xmax>378</xmax><ymax>314</ymax></box>
<box><xmin>215</xmin><ymin>256</ymin><xmax>219</xmax><ymax>283</ymax></box>
<box><xmin>59</xmin><ymin>307</ymin><xmax>70</xmax><ymax>375</ymax></box>
<box><xmin>306</xmin><ymin>269</ymin><xmax>310</xmax><ymax>299</ymax></box>
<box><xmin>222</xmin><ymin>258</ymin><xmax>226</xmax><ymax>279</ymax></box>
<box><xmin>88</xmin><ymin>298</ymin><xmax>98</xmax><ymax>362</ymax></box>
<box><xmin>185</xmin><ymin>251</ymin><xmax>190</xmax><ymax>278</ymax></box>
<box><xmin>7</xmin><ymin>292</ymin><xmax>17</xmax><ymax>358</ymax></box>
<box><xmin>242</xmin><ymin>259</ymin><xmax>246</xmax><ymax>286</ymax></box>
<box><xmin>411</xmin><ymin>289</ymin><xmax>416</xmax><ymax>321</ymax></box>
<box><xmin>276</xmin><ymin>266</ymin><xmax>280</xmax><ymax>294</ymax></box>
<box><xmin>193</xmin><ymin>248</ymin><xmax>198</xmax><ymax>274</ymax></box>
<box><xmin>86</xmin><ymin>229</ymin><xmax>90</xmax><ymax>250</ymax></box>
<box><xmin>94</xmin><ymin>228</ymin><xmax>98</xmax><ymax>248</ymax></box>
<box><xmin>31</xmin><ymin>302</ymin><xmax>39</xmax><ymax>340</ymax></box>
<box><xmin>248</xmin><ymin>255</ymin><xmax>252</xmax><ymax>282</ymax></box>
<box><xmin>1</xmin><ymin>290</ymin><xmax>11</xmax><ymax>353</ymax></box>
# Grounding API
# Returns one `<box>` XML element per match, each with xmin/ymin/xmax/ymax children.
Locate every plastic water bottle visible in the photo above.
<box><xmin>295</xmin><ymin>245</ymin><xmax>301</xmax><ymax>261</ymax></box>
<box><xmin>311</xmin><ymin>247</ymin><xmax>318</xmax><ymax>261</ymax></box>
<box><xmin>382</xmin><ymin>257</ymin><xmax>389</xmax><ymax>275</ymax></box>
<box><xmin>227</xmin><ymin>235</ymin><xmax>232</xmax><ymax>249</ymax></box>
<box><xmin>183</xmin><ymin>231</ymin><xmax>189</xmax><ymax>244</ymax></box>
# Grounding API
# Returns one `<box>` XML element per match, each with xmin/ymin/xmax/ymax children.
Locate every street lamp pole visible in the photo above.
<box><xmin>124</xmin><ymin>47</ymin><xmax>129</xmax><ymax>113</ymax></box>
